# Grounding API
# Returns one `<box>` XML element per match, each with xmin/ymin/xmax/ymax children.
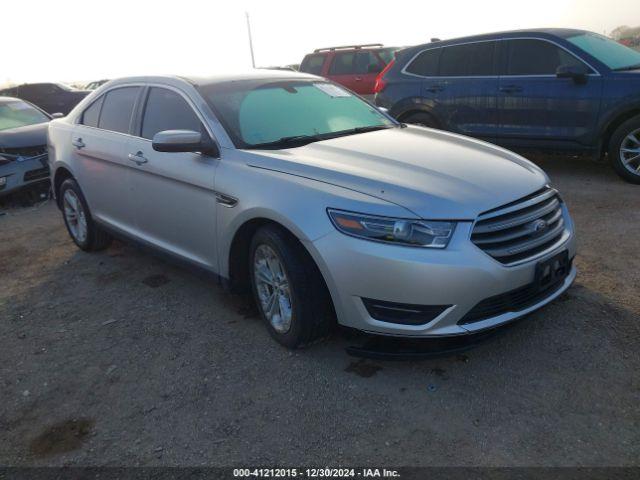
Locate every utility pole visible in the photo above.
<box><xmin>246</xmin><ymin>12</ymin><xmax>256</xmax><ymax>68</ymax></box>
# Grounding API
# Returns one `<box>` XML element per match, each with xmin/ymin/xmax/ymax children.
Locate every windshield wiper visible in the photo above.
<box><xmin>246</xmin><ymin>125</ymin><xmax>393</xmax><ymax>149</ymax></box>
<box><xmin>247</xmin><ymin>134</ymin><xmax>324</xmax><ymax>150</ymax></box>
<box><xmin>329</xmin><ymin>125</ymin><xmax>394</xmax><ymax>138</ymax></box>
<box><xmin>612</xmin><ymin>63</ymin><xmax>640</xmax><ymax>71</ymax></box>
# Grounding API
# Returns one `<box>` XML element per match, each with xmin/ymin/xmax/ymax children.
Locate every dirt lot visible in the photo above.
<box><xmin>1</xmin><ymin>156</ymin><xmax>639</xmax><ymax>467</ymax></box>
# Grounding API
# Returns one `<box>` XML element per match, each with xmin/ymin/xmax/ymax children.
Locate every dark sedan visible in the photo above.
<box><xmin>0</xmin><ymin>97</ymin><xmax>53</xmax><ymax>197</ymax></box>
<box><xmin>0</xmin><ymin>83</ymin><xmax>90</xmax><ymax>115</ymax></box>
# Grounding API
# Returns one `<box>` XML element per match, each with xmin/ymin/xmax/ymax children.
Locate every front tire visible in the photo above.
<box><xmin>59</xmin><ymin>178</ymin><xmax>112</xmax><ymax>251</ymax></box>
<box><xmin>609</xmin><ymin>116</ymin><xmax>640</xmax><ymax>184</ymax></box>
<box><xmin>249</xmin><ymin>225</ymin><xmax>334</xmax><ymax>349</ymax></box>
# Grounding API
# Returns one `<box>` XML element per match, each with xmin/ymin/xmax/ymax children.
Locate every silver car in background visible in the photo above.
<box><xmin>47</xmin><ymin>71</ymin><xmax>576</xmax><ymax>348</ymax></box>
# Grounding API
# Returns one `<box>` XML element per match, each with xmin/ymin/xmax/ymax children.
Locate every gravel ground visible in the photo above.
<box><xmin>0</xmin><ymin>156</ymin><xmax>638</xmax><ymax>467</ymax></box>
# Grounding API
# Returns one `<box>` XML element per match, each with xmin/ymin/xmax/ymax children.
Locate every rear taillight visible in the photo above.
<box><xmin>374</xmin><ymin>59</ymin><xmax>395</xmax><ymax>94</ymax></box>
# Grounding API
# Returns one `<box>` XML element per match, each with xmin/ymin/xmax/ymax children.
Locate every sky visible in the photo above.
<box><xmin>3</xmin><ymin>0</ymin><xmax>638</xmax><ymax>85</ymax></box>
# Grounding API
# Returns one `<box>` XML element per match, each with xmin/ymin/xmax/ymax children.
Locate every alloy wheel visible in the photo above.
<box><xmin>253</xmin><ymin>244</ymin><xmax>293</xmax><ymax>334</ymax></box>
<box><xmin>63</xmin><ymin>189</ymin><xmax>88</xmax><ymax>243</ymax></box>
<box><xmin>620</xmin><ymin>128</ymin><xmax>640</xmax><ymax>176</ymax></box>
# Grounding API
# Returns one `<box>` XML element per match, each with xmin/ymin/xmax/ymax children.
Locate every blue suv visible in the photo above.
<box><xmin>375</xmin><ymin>29</ymin><xmax>640</xmax><ymax>183</ymax></box>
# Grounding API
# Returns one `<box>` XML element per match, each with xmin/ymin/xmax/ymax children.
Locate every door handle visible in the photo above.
<box><xmin>426</xmin><ymin>84</ymin><xmax>445</xmax><ymax>93</ymax></box>
<box><xmin>127</xmin><ymin>151</ymin><xmax>148</xmax><ymax>165</ymax></box>
<box><xmin>500</xmin><ymin>85</ymin><xmax>523</xmax><ymax>94</ymax></box>
<box><xmin>354</xmin><ymin>76</ymin><xmax>363</xmax><ymax>81</ymax></box>
<box><xmin>72</xmin><ymin>138</ymin><xmax>85</xmax><ymax>149</ymax></box>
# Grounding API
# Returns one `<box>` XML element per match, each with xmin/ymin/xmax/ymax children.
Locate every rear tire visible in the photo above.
<box><xmin>401</xmin><ymin>111</ymin><xmax>439</xmax><ymax>129</ymax></box>
<box><xmin>609</xmin><ymin>115</ymin><xmax>640</xmax><ymax>184</ymax></box>
<box><xmin>59</xmin><ymin>178</ymin><xmax>112</xmax><ymax>251</ymax></box>
<box><xmin>249</xmin><ymin>225</ymin><xmax>334</xmax><ymax>349</ymax></box>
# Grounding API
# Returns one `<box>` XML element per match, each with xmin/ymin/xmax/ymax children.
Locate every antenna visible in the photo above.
<box><xmin>246</xmin><ymin>12</ymin><xmax>256</xmax><ymax>69</ymax></box>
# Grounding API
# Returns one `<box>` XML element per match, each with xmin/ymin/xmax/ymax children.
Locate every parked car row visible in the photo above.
<box><xmin>5</xmin><ymin>27</ymin><xmax>639</xmax><ymax>351</ymax></box>
<box><xmin>298</xmin><ymin>30</ymin><xmax>640</xmax><ymax>184</ymax></box>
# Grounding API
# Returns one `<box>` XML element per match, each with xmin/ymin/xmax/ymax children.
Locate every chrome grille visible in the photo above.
<box><xmin>471</xmin><ymin>187</ymin><xmax>568</xmax><ymax>265</ymax></box>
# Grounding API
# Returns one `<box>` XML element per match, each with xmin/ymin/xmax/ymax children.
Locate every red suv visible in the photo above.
<box><xmin>299</xmin><ymin>44</ymin><xmax>398</xmax><ymax>98</ymax></box>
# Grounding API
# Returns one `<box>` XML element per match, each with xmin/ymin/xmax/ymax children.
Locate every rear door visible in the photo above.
<box><xmin>424</xmin><ymin>41</ymin><xmax>500</xmax><ymax>139</ymax></box>
<box><xmin>353</xmin><ymin>50</ymin><xmax>385</xmax><ymax>97</ymax></box>
<box><xmin>126</xmin><ymin>86</ymin><xmax>219</xmax><ymax>269</ymax></box>
<box><xmin>70</xmin><ymin>86</ymin><xmax>141</xmax><ymax>233</ymax></box>
<box><xmin>326</xmin><ymin>51</ymin><xmax>359</xmax><ymax>91</ymax></box>
<box><xmin>496</xmin><ymin>38</ymin><xmax>603</xmax><ymax>147</ymax></box>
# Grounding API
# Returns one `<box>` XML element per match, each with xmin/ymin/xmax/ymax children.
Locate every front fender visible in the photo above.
<box><xmin>214</xmin><ymin>152</ymin><xmax>412</xmax><ymax>279</ymax></box>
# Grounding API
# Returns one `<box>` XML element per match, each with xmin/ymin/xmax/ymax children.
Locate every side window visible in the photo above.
<box><xmin>141</xmin><ymin>88</ymin><xmax>202</xmax><ymax>140</ymax></box>
<box><xmin>329</xmin><ymin>52</ymin><xmax>355</xmax><ymax>75</ymax></box>
<box><xmin>354</xmin><ymin>51</ymin><xmax>382</xmax><ymax>74</ymax></box>
<box><xmin>405</xmin><ymin>48</ymin><xmax>440</xmax><ymax>76</ymax></box>
<box><xmin>81</xmin><ymin>96</ymin><xmax>104</xmax><ymax>128</ymax></box>
<box><xmin>439</xmin><ymin>42</ymin><xmax>495</xmax><ymax>76</ymax></box>
<box><xmin>300</xmin><ymin>54</ymin><xmax>326</xmax><ymax>75</ymax></box>
<box><xmin>97</xmin><ymin>87</ymin><xmax>140</xmax><ymax>134</ymax></box>
<box><xmin>505</xmin><ymin>39</ymin><xmax>586</xmax><ymax>75</ymax></box>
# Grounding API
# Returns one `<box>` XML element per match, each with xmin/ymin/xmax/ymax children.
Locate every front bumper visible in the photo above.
<box><xmin>310</xmin><ymin>206</ymin><xmax>577</xmax><ymax>337</ymax></box>
<box><xmin>0</xmin><ymin>155</ymin><xmax>50</xmax><ymax>197</ymax></box>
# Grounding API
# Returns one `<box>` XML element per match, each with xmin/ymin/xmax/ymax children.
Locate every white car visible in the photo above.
<box><xmin>47</xmin><ymin>71</ymin><xmax>576</xmax><ymax>348</ymax></box>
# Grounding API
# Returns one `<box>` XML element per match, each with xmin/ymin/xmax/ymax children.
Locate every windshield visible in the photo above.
<box><xmin>0</xmin><ymin>100</ymin><xmax>49</xmax><ymax>131</ymax></box>
<box><xmin>198</xmin><ymin>80</ymin><xmax>395</xmax><ymax>148</ymax></box>
<box><xmin>567</xmin><ymin>33</ymin><xmax>640</xmax><ymax>70</ymax></box>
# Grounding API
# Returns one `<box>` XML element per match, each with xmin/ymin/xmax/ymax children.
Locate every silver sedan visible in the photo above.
<box><xmin>47</xmin><ymin>71</ymin><xmax>576</xmax><ymax>348</ymax></box>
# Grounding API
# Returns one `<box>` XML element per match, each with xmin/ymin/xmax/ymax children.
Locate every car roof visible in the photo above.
<box><xmin>104</xmin><ymin>70</ymin><xmax>322</xmax><ymax>89</ymax></box>
<box><xmin>412</xmin><ymin>28</ymin><xmax>591</xmax><ymax>49</ymax></box>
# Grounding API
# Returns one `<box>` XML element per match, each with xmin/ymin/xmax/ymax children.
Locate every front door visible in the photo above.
<box><xmin>496</xmin><ymin>39</ymin><xmax>603</xmax><ymax>148</ymax></box>
<box><xmin>126</xmin><ymin>86</ymin><xmax>219</xmax><ymax>270</ymax></box>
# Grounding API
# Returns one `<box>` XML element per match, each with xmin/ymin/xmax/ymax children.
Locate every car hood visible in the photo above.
<box><xmin>0</xmin><ymin>122</ymin><xmax>48</xmax><ymax>149</ymax></box>
<box><xmin>245</xmin><ymin>126</ymin><xmax>549</xmax><ymax>220</ymax></box>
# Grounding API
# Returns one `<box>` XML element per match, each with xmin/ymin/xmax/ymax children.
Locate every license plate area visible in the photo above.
<box><xmin>535</xmin><ymin>250</ymin><xmax>569</xmax><ymax>290</ymax></box>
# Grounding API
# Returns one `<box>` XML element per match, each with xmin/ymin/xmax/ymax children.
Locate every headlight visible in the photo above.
<box><xmin>0</xmin><ymin>176</ymin><xmax>7</xmax><ymax>188</ymax></box>
<box><xmin>328</xmin><ymin>209</ymin><xmax>456</xmax><ymax>248</ymax></box>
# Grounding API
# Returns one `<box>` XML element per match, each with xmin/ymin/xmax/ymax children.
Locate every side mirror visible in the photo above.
<box><xmin>51</xmin><ymin>112</ymin><xmax>64</xmax><ymax>119</ymax></box>
<box><xmin>152</xmin><ymin>130</ymin><xmax>219</xmax><ymax>157</ymax></box>
<box><xmin>556</xmin><ymin>64</ymin><xmax>589</xmax><ymax>85</ymax></box>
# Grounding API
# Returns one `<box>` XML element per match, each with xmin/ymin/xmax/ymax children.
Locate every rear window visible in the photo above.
<box><xmin>378</xmin><ymin>48</ymin><xmax>399</xmax><ymax>65</ymax></box>
<box><xmin>97</xmin><ymin>87</ymin><xmax>140</xmax><ymax>134</ymax></box>
<box><xmin>81</xmin><ymin>96</ymin><xmax>103</xmax><ymax>128</ymax></box>
<box><xmin>300</xmin><ymin>54</ymin><xmax>326</xmax><ymax>75</ymax></box>
<box><xmin>439</xmin><ymin>42</ymin><xmax>495</xmax><ymax>76</ymax></box>
<box><xmin>405</xmin><ymin>48</ymin><xmax>440</xmax><ymax>76</ymax></box>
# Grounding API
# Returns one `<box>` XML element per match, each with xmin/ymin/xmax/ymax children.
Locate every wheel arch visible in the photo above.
<box><xmin>225</xmin><ymin>216</ymin><xmax>334</xmax><ymax>305</ymax></box>
<box><xmin>52</xmin><ymin>165</ymin><xmax>75</xmax><ymax>209</ymax></box>
<box><xmin>599</xmin><ymin>106</ymin><xmax>640</xmax><ymax>156</ymax></box>
<box><xmin>389</xmin><ymin>96</ymin><xmax>439</xmax><ymax>120</ymax></box>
